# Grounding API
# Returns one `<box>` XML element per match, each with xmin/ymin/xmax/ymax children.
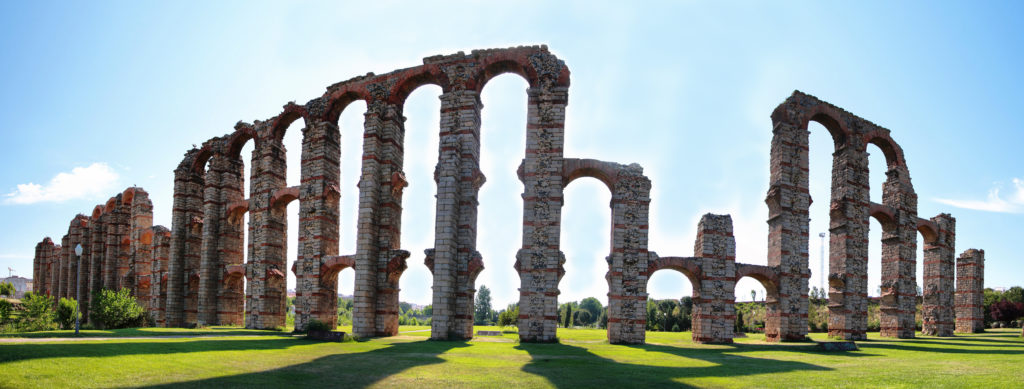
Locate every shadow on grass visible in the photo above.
<box><xmin>514</xmin><ymin>341</ymin><xmax>836</xmax><ymax>388</ymax></box>
<box><xmin>139</xmin><ymin>339</ymin><xmax>471</xmax><ymax>388</ymax></box>
<box><xmin>0</xmin><ymin>337</ymin><xmax>301</xmax><ymax>363</ymax></box>
<box><xmin>0</xmin><ymin>326</ymin><xmax>286</xmax><ymax>338</ymax></box>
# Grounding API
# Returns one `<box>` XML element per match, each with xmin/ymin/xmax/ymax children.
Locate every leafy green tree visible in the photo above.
<box><xmin>1003</xmin><ymin>287</ymin><xmax>1024</xmax><ymax>304</ymax></box>
<box><xmin>579</xmin><ymin>297</ymin><xmax>603</xmax><ymax>325</ymax></box>
<box><xmin>598</xmin><ymin>308</ymin><xmax>608</xmax><ymax>329</ymax></box>
<box><xmin>423</xmin><ymin>304</ymin><xmax>432</xmax><ymax>316</ymax></box>
<box><xmin>19</xmin><ymin>292</ymin><xmax>56</xmax><ymax>331</ymax></box>
<box><xmin>564</xmin><ymin>304</ymin><xmax>573</xmax><ymax>328</ymax></box>
<box><xmin>0</xmin><ymin>282</ymin><xmax>14</xmax><ymax>297</ymax></box>
<box><xmin>399</xmin><ymin>301</ymin><xmax>412</xmax><ymax>315</ymax></box>
<box><xmin>575</xmin><ymin>310</ymin><xmax>591</xmax><ymax>326</ymax></box>
<box><xmin>0</xmin><ymin>299</ymin><xmax>12</xmax><ymax>324</ymax></box>
<box><xmin>474</xmin><ymin>285</ymin><xmax>493</xmax><ymax>325</ymax></box>
<box><xmin>497</xmin><ymin>303</ymin><xmax>519</xmax><ymax>327</ymax></box>
<box><xmin>91</xmin><ymin>289</ymin><xmax>145</xmax><ymax>329</ymax></box>
<box><xmin>56</xmin><ymin>297</ymin><xmax>80</xmax><ymax>330</ymax></box>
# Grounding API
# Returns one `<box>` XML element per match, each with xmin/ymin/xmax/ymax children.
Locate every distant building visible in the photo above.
<box><xmin>992</xmin><ymin>287</ymin><xmax>1007</xmax><ymax>293</ymax></box>
<box><xmin>0</xmin><ymin>276</ymin><xmax>32</xmax><ymax>298</ymax></box>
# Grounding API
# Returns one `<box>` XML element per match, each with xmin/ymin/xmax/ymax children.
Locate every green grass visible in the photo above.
<box><xmin>1</xmin><ymin>327</ymin><xmax>1022</xmax><ymax>388</ymax></box>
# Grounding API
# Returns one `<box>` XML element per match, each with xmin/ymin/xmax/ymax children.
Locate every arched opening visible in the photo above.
<box><xmin>335</xmin><ymin>267</ymin><xmax>356</xmax><ymax>330</ymax></box>
<box><xmin>734</xmin><ymin>275</ymin><xmax>777</xmax><ymax>335</ymax></box>
<box><xmin>278</xmin><ymin>118</ymin><xmax>304</xmax><ymax>328</ymax></box>
<box><xmin>234</xmin><ymin>137</ymin><xmax>256</xmax><ymax>328</ymax></box>
<box><xmin>868</xmin><ymin>216</ymin><xmax>884</xmax><ymax>331</ymax></box>
<box><xmin>560</xmin><ymin>176</ymin><xmax>612</xmax><ymax>329</ymax></box>
<box><xmin>476</xmin><ymin>73</ymin><xmax>529</xmax><ymax>328</ymax></box>
<box><xmin>869</xmin><ymin>141</ymin><xmax>888</xmax><ymax>205</ymax></box>
<box><xmin>398</xmin><ymin>85</ymin><xmax>440</xmax><ymax>320</ymax></box>
<box><xmin>647</xmin><ymin>270</ymin><xmax>696</xmax><ymax>333</ymax></box>
<box><xmin>806</xmin><ymin>120</ymin><xmax>835</xmax><ymax>315</ymax></box>
<box><xmin>334</xmin><ymin>99</ymin><xmax>367</xmax><ymax>325</ymax></box>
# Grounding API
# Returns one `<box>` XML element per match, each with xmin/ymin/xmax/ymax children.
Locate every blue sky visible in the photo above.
<box><xmin>1</xmin><ymin>1</ymin><xmax>1021</xmax><ymax>308</ymax></box>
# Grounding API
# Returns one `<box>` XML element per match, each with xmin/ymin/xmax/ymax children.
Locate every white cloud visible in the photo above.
<box><xmin>4</xmin><ymin>163</ymin><xmax>119</xmax><ymax>205</ymax></box>
<box><xmin>934</xmin><ymin>178</ymin><xmax>1024</xmax><ymax>214</ymax></box>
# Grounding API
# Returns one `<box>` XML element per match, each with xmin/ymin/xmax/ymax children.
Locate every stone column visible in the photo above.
<box><xmin>167</xmin><ymin>151</ymin><xmax>203</xmax><ymax>327</ymax></box>
<box><xmin>516</xmin><ymin>82</ymin><xmax>568</xmax><ymax>343</ymax></box>
<box><xmin>199</xmin><ymin>154</ymin><xmax>227</xmax><ymax>326</ymax></box>
<box><xmin>151</xmin><ymin>226</ymin><xmax>171</xmax><ymax>327</ymax></box>
<box><xmin>955</xmin><ymin>248</ymin><xmax>984</xmax><ymax>333</ymax></box>
<box><xmin>824</xmin><ymin>144</ymin><xmax>870</xmax><ymax>340</ymax></box>
<box><xmin>430</xmin><ymin>90</ymin><xmax>485</xmax><ymax>340</ymax></box>
<box><xmin>764</xmin><ymin>120</ymin><xmax>815</xmax><ymax>341</ymax></box>
<box><xmin>115</xmin><ymin>200</ymin><xmax>132</xmax><ymax>291</ymax></box>
<box><xmin>606</xmin><ymin>164</ymin><xmax>652</xmax><ymax>344</ymax></box>
<box><xmin>59</xmin><ymin>235</ymin><xmax>69</xmax><ymax>301</ymax></box>
<box><xmin>245</xmin><ymin>134</ymin><xmax>288</xmax><ymax>330</ymax></box>
<box><xmin>129</xmin><ymin>190</ymin><xmax>152</xmax><ymax>296</ymax></box>
<box><xmin>922</xmin><ymin>214</ymin><xmax>955</xmax><ymax>336</ymax></box>
<box><xmin>88</xmin><ymin>213</ymin><xmax>106</xmax><ymax>302</ymax></box>
<box><xmin>72</xmin><ymin>216</ymin><xmax>91</xmax><ymax>320</ymax></box>
<box><xmin>691</xmin><ymin>214</ymin><xmax>737</xmax><ymax>344</ymax></box>
<box><xmin>373</xmin><ymin>102</ymin><xmax>410</xmax><ymax>337</ymax></box>
<box><xmin>129</xmin><ymin>190</ymin><xmax>153</xmax><ymax>312</ymax></box>
<box><xmin>51</xmin><ymin>244</ymin><xmax>62</xmax><ymax>299</ymax></box>
<box><xmin>352</xmin><ymin>101</ymin><xmax>384</xmax><ymax>338</ymax></box>
<box><xmin>216</xmin><ymin>156</ymin><xmax>245</xmax><ymax>326</ymax></box>
<box><xmin>879</xmin><ymin>167</ymin><xmax>918</xmax><ymax>339</ymax></box>
<box><xmin>33</xmin><ymin>241</ymin><xmax>42</xmax><ymax>296</ymax></box>
<box><xmin>294</xmin><ymin>116</ymin><xmax>341</xmax><ymax>331</ymax></box>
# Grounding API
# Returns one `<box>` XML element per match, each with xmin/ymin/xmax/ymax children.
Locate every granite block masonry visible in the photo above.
<box><xmin>31</xmin><ymin>46</ymin><xmax>981</xmax><ymax>344</ymax></box>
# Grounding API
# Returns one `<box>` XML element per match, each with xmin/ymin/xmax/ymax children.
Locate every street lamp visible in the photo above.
<box><xmin>74</xmin><ymin>243</ymin><xmax>83</xmax><ymax>335</ymax></box>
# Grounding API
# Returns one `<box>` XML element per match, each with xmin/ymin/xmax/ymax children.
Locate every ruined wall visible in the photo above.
<box><xmin>955</xmin><ymin>249</ymin><xmax>984</xmax><ymax>333</ymax></box>
<box><xmin>31</xmin><ymin>47</ymin><xmax>978</xmax><ymax>346</ymax></box>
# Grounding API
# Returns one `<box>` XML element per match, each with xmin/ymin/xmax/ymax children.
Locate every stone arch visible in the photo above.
<box><xmin>269</xmin><ymin>102</ymin><xmax>312</xmax><ymax>143</ymax></box>
<box><xmin>392</xmin><ymin>68</ymin><xmax>449</xmax><ymax>105</ymax></box>
<box><xmin>226</xmin><ymin>123</ymin><xmax>259</xmax><ymax>159</ymax></box>
<box><xmin>324</xmin><ymin>89</ymin><xmax>370</xmax><ymax>125</ymax></box>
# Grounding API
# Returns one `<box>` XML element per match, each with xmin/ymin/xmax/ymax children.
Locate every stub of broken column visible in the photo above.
<box><xmin>955</xmin><ymin>248</ymin><xmax>984</xmax><ymax>333</ymax></box>
<box><xmin>690</xmin><ymin>214</ymin><xmax>736</xmax><ymax>344</ymax></box>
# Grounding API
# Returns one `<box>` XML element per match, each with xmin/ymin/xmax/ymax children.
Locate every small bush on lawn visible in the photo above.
<box><xmin>56</xmin><ymin>297</ymin><xmax>80</xmax><ymax>330</ymax></box>
<box><xmin>91</xmin><ymin>289</ymin><xmax>145</xmax><ymax>329</ymax></box>
<box><xmin>0</xmin><ymin>299</ymin><xmax>13</xmax><ymax>324</ymax></box>
<box><xmin>306</xmin><ymin>319</ymin><xmax>331</xmax><ymax>333</ymax></box>
<box><xmin>18</xmin><ymin>292</ymin><xmax>57</xmax><ymax>332</ymax></box>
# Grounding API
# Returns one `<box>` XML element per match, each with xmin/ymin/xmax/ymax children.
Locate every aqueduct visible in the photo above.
<box><xmin>32</xmin><ymin>46</ymin><xmax>987</xmax><ymax>344</ymax></box>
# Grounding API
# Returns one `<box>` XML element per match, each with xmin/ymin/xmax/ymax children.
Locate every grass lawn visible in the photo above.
<box><xmin>1</xmin><ymin>326</ymin><xmax>1022</xmax><ymax>388</ymax></box>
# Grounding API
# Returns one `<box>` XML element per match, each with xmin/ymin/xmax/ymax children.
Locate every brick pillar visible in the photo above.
<box><xmin>374</xmin><ymin>102</ymin><xmax>410</xmax><ymax>337</ymax></box>
<box><xmin>246</xmin><ymin>135</ymin><xmax>288</xmax><ymax>330</ymax></box>
<box><xmin>294</xmin><ymin>117</ymin><xmax>341</xmax><ymax>331</ymax></box>
<box><xmin>129</xmin><ymin>190</ymin><xmax>153</xmax><ymax>314</ymax></box>
<box><xmin>824</xmin><ymin>144</ymin><xmax>870</xmax><ymax>340</ymax></box>
<box><xmin>199</xmin><ymin>153</ymin><xmax>227</xmax><ymax>326</ymax></box>
<box><xmin>59</xmin><ymin>235</ymin><xmax>69</xmax><ymax>301</ymax></box>
<box><xmin>52</xmin><ymin>244</ymin><xmax>62</xmax><ymax>299</ymax></box>
<box><xmin>88</xmin><ymin>212</ymin><xmax>106</xmax><ymax>304</ymax></box>
<box><xmin>114</xmin><ymin>199</ymin><xmax>132</xmax><ymax>291</ymax></box>
<box><xmin>691</xmin><ymin>214</ymin><xmax>737</xmax><ymax>344</ymax></box>
<box><xmin>517</xmin><ymin>83</ymin><xmax>568</xmax><ymax>343</ymax></box>
<box><xmin>955</xmin><ymin>248</ymin><xmax>984</xmax><ymax>333</ymax></box>
<box><xmin>167</xmin><ymin>151</ymin><xmax>203</xmax><ymax>327</ymax></box>
<box><xmin>352</xmin><ymin>101</ymin><xmax>384</xmax><ymax>338</ymax></box>
<box><xmin>880</xmin><ymin>167</ymin><xmax>918</xmax><ymax>339</ymax></box>
<box><xmin>429</xmin><ymin>90</ymin><xmax>485</xmax><ymax>340</ymax></box>
<box><xmin>923</xmin><ymin>214</ymin><xmax>955</xmax><ymax>336</ymax></box>
<box><xmin>127</xmin><ymin>190</ymin><xmax>153</xmax><ymax>297</ymax></box>
<box><xmin>104</xmin><ymin>199</ymin><xmax>124</xmax><ymax>290</ymax></box>
<box><xmin>33</xmin><ymin>241</ymin><xmax>42</xmax><ymax>296</ymax></box>
<box><xmin>216</xmin><ymin>157</ymin><xmax>245</xmax><ymax>326</ymax></box>
<box><xmin>765</xmin><ymin>120</ymin><xmax>816</xmax><ymax>341</ymax></box>
<box><xmin>151</xmin><ymin>226</ymin><xmax>171</xmax><ymax>327</ymax></box>
<box><xmin>606</xmin><ymin>164</ymin><xmax>652</xmax><ymax>344</ymax></box>
<box><xmin>71</xmin><ymin>215</ymin><xmax>91</xmax><ymax>320</ymax></box>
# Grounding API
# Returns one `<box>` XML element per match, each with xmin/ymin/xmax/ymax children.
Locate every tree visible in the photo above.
<box><xmin>474</xmin><ymin>285</ymin><xmax>493</xmax><ymax>325</ymax></box>
<box><xmin>564</xmin><ymin>304</ymin><xmax>573</xmax><ymax>328</ymax></box>
<box><xmin>0</xmin><ymin>281</ymin><xmax>14</xmax><ymax>297</ymax></box>
<box><xmin>575</xmin><ymin>310</ymin><xmax>591</xmax><ymax>326</ymax></box>
<box><xmin>579</xmin><ymin>297</ymin><xmax>603</xmax><ymax>326</ymax></box>
<box><xmin>497</xmin><ymin>304</ymin><xmax>519</xmax><ymax>327</ymax></box>
<box><xmin>1003</xmin><ymin>287</ymin><xmax>1024</xmax><ymax>304</ymax></box>
<box><xmin>991</xmin><ymin>300</ymin><xmax>1024</xmax><ymax>323</ymax></box>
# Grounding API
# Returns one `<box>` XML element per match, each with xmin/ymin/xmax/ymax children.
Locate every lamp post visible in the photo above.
<box><xmin>74</xmin><ymin>243</ymin><xmax>83</xmax><ymax>335</ymax></box>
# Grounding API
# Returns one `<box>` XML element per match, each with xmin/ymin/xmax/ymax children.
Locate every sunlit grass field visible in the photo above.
<box><xmin>1</xmin><ymin>326</ymin><xmax>1022</xmax><ymax>388</ymax></box>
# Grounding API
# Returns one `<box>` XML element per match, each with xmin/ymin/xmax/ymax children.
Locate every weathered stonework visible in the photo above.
<box><xmin>922</xmin><ymin>214</ymin><xmax>955</xmax><ymax>336</ymax></box>
<box><xmin>31</xmin><ymin>47</ymin><xmax>983</xmax><ymax>345</ymax></box>
<box><xmin>955</xmin><ymin>249</ymin><xmax>984</xmax><ymax>333</ymax></box>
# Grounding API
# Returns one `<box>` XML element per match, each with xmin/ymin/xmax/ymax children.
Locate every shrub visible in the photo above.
<box><xmin>56</xmin><ymin>297</ymin><xmax>80</xmax><ymax>330</ymax></box>
<box><xmin>91</xmin><ymin>289</ymin><xmax>145</xmax><ymax>329</ymax></box>
<box><xmin>0</xmin><ymin>299</ymin><xmax>12</xmax><ymax>324</ymax></box>
<box><xmin>0</xmin><ymin>282</ymin><xmax>14</xmax><ymax>297</ymax></box>
<box><xmin>306</xmin><ymin>319</ymin><xmax>331</xmax><ymax>333</ymax></box>
<box><xmin>19</xmin><ymin>292</ymin><xmax>56</xmax><ymax>331</ymax></box>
